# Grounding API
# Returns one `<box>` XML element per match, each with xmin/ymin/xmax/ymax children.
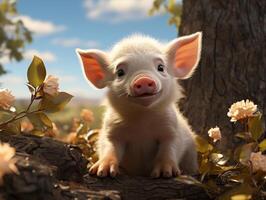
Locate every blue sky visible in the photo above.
<box><xmin>1</xmin><ymin>0</ymin><xmax>177</xmax><ymax>99</ymax></box>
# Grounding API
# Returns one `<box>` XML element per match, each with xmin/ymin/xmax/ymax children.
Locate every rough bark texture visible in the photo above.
<box><xmin>179</xmin><ymin>0</ymin><xmax>266</xmax><ymax>147</ymax></box>
<box><xmin>0</xmin><ymin>133</ymin><xmax>210</xmax><ymax>200</ymax></box>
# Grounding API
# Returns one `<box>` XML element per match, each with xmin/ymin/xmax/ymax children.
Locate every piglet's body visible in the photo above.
<box><xmin>77</xmin><ymin>32</ymin><xmax>202</xmax><ymax>177</ymax></box>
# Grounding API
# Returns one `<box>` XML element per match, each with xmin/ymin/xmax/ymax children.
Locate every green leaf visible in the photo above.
<box><xmin>209</xmin><ymin>165</ymin><xmax>235</xmax><ymax>175</ymax></box>
<box><xmin>4</xmin><ymin>120</ymin><xmax>21</xmax><ymax>134</ymax></box>
<box><xmin>38</xmin><ymin>113</ymin><xmax>53</xmax><ymax>128</ymax></box>
<box><xmin>209</xmin><ymin>153</ymin><xmax>223</xmax><ymax>164</ymax></box>
<box><xmin>235</xmin><ymin>132</ymin><xmax>252</xmax><ymax>141</ymax></box>
<box><xmin>26</xmin><ymin>83</ymin><xmax>35</xmax><ymax>93</ymax></box>
<box><xmin>195</xmin><ymin>135</ymin><xmax>213</xmax><ymax>153</ymax></box>
<box><xmin>168</xmin><ymin>0</ymin><xmax>175</xmax><ymax>12</ymax></box>
<box><xmin>76</xmin><ymin>123</ymin><xmax>88</xmax><ymax>136</ymax></box>
<box><xmin>259</xmin><ymin>139</ymin><xmax>266</xmax><ymax>152</ymax></box>
<box><xmin>248</xmin><ymin>113</ymin><xmax>264</xmax><ymax>141</ymax></box>
<box><xmin>27</xmin><ymin>113</ymin><xmax>42</xmax><ymax>129</ymax></box>
<box><xmin>31</xmin><ymin>129</ymin><xmax>45</xmax><ymax>137</ymax></box>
<box><xmin>27</xmin><ymin>112</ymin><xmax>52</xmax><ymax>131</ymax></box>
<box><xmin>199</xmin><ymin>158</ymin><xmax>211</xmax><ymax>175</ymax></box>
<box><xmin>239</xmin><ymin>143</ymin><xmax>256</xmax><ymax>165</ymax></box>
<box><xmin>86</xmin><ymin>129</ymin><xmax>99</xmax><ymax>144</ymax></box>
<box><xmin>27</xmin><ymin>56</ymin><xmax>46</xmax><ymax>87</ymax></box>
<box><xmin>39</xmin><ymin>92</ymin><xmax>73</xmax><ymax>113</ymax></box>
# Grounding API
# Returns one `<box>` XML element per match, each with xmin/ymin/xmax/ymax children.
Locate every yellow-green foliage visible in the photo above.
<box><xmin>178</xmin><ymin>101</ymin><xmax>266</xmax><ymax>200</ymax></box>
<box><xmin>0</xmin><ymin>0</ymin><xmax>32</xmax><ymax>75</ymax></box>
<box><xmin>149</xmin><ymin>0</ymin><xmax>182</xmax><ymax>29</ymax></box>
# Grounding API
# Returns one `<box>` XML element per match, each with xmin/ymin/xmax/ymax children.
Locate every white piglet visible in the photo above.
<box><xmin>76</xmin><ymin>32</ymin><xmax>202</xmax><ymax>178</ymax></box>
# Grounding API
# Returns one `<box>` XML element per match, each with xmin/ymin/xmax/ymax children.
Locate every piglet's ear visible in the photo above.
<box><xmin>166</xmin><ymin>32</ymin><xmax>202</xmax><ymax>79</ymax></box>
<box><xmin>76</xmin><ymin>49</ymin><xmax>111</xmax><ymax>89</ymax></box>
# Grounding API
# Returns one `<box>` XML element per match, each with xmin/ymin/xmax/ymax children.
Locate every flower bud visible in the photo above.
<box><xmin>208</xmin><ymin>126</ymin><xmax>222</xmax><ymax>142</ymax></box>
<box><xmin>43</xmin><ymin>75</ymin><xmax>59</xmax><ymax>96</ymax></box>
<box><xmin>0</xmin><ymin>89</ymin><xmax>15</xmax><ymax>110</ymax></box>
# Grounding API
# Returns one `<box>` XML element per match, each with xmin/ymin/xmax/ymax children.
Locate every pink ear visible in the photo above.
<box><xmin>76</xmin><ymin>49</ymin><xmax>110</xmax><ymax>89</ymax></box>
<box><xmin>167</xmin><ymin>32</ymin><xmax>202</xmax><ymax>79</ymax></box>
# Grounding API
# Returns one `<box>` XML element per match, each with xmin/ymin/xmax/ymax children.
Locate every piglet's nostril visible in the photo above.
<box><xmin>132</xmin><ymin>76</ymin><xmax>157</xmax><ymax>96</ymax></box>
<box><xmin>148</xmin><ymin>82</ymin><xmax>154</xmax><ymax>87</ymax></box>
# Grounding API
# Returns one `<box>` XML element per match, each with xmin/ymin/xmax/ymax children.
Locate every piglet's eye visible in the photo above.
<box><xmin>116</xmin><ymin>69</ymin><xmax>125</xmax><ymax>77</ymax></box>
<box><xmin>157</xmin><ymin>64</ymin><xmax>164</xmax><ymax>72</ymax></box>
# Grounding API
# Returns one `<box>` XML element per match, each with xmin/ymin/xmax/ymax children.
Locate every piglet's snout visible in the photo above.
<box><xmin>132</xmin><ymin>76</ymin><xmax>157</xmax><ymax>96</ymax></box>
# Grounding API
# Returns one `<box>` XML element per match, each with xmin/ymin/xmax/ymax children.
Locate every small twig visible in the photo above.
<box><xmin>0</xmin><ymin>109</ymin><xmax>43</xmax><ymax>128</ymax></box>
<box><xmin>0</xmin><ymin>87</ymin><xmax>42</xmax><ymax>128</ymax></box>
<box><xmin>25</xmin><ymin>94</ymin><xmax>35</xmax><ymax>113</ymax></box>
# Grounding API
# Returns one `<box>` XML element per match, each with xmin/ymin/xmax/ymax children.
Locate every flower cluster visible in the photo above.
<box><xmin>80</xmin><ymin>109</ymin><xmax>94</xmax><ymax>124</ymax></box>
<box><xmin>0</xmin><ymin>143</ymin><xmax>18</xmax><ymax>185</ymax></box>
<box><xmin>0</xmin><ymin>89</ymin><xmax>15</xmax><ymax>110</ymax></box>
<box><xmin>193</xmin><ymin>99</ymin><xmax>266</xmax><ymax>199</ymax></box>
<box><xmin>249</xmin><ymin>152</ymin><xmax>266</xmax><ymax>172</ymax></box>
<box><xmin>227</xmin><ymin>100</ymin><xmax>257</xmax><ymax>122</ymax></box>
<box><xmin>43</xmin><ymin>75</ymin><xmax>59</xmax><ymax>96</ymax></box>
<box><xmin>208</xmin><ymin>126</ymin><xmax>221</xmax><ymax>143</ymax></box>
<box><xmin>0</xmin><ymin>56</ymin><xmax>73</xmax><ymax>135</ymax></box>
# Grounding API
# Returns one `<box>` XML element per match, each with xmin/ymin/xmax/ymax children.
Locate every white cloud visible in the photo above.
<box><xmin>52</xmin><ymin>38</ymin><xmax>99</xmax><ymax>48</ymax></box>
<box><xmin>0</xmin><ymin>75</ymin><xmax>28</xmax><ymax>98</ymax></box>
<box><xmin>83</xmin><ymin>0</ymin><xmax>154</xmax><ymax>22</ymax></box>
<box><xmin>58</xmin><ymin>75</ymin><xmax>77</xmax><ymax>83</ymax></box>
<box><xmin>0</xmin><ymin>56</ymin><xmax>10</xmax><ymax>65</ymax></box>
<box><xmin>0</xmin><ymin>49</ymin><xmax>56</xmax><ymax>64</ymax></box>
<box><xmin>49</xmin><ymin>72</ymin><xmax>77</xmax><ymax>83</ymax></box>
<box><xmin>66</xmin><ymin>87</ymin><xmax>106</xmax><ymax>99</ymax></box>
<box><xmin>0</xmin><ymin>49</ymin><xmax>11</xmax><ymax>64</ymax></box>
<box><xmin>1</xmin><ymin>75</ymin><xmax>25</xmax><ymax>85</ymax></box>
<box><xmin>24</xmin><ymin>49</ymin><xmax>56</xmax><ymax>62</ymax></box>
<box><xmin>16</xmin><ymin>15</ymin><xmax>66</xmax><ymax>36</ymax></box>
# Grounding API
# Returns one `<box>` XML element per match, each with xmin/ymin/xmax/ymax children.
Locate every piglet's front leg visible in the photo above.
<box><xmin>89</xmin><ymin>138</ymin><xmax>124</xmax><ymax>177</ymax></box>
<box><xmin>151</xmin><ymin>136</ymin><xmax>182</xmax><ymax>178</ymax></box>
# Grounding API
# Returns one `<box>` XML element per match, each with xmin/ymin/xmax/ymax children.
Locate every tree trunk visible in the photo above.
<box><xmin>0</xmin><ymin>133</ymin><xmax>210</xmax><ymax>200</ymax></box>
<box><xmin>179</xmin><ymin>0</ymin><xmax>266</xmax><ymax>147</ymax></box>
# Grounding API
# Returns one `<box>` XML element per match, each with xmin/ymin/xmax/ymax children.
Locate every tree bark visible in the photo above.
<box><xmin>0</xmin><ymin>133</ymin><xmax>210</xmax><ymax>200</ymax></box>
<box><xmin>179</xmin><ymin>0</ymin><xmax>266</xmax><ymax>147</ymax></box>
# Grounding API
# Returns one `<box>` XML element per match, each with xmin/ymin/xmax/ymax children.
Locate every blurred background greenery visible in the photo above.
<box><xmin>14</xmin><ymin>98</ymin><xmax>105</xmax><ymax>131</ymax></box>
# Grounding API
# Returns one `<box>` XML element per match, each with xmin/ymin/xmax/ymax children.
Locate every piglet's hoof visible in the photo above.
<box><xmin>151</xmin><ymin>161</ymin><xmax>180</xmax><ymax>178</ymax></box>
<box><xmin>89</xmin><ymin>158</ymin><xmax>119</xmax><ymax>177</ymax></box>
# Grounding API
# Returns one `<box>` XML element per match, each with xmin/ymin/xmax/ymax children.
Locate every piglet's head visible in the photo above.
<box><xmin>76</xmin><ymin>32</ymin><xmax>202</xmax><ymax>108</ymax></box>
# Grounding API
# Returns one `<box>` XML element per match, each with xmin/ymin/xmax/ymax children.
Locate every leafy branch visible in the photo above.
<box><xmin>0</xmin><ymin>56</ymin><xmax>73</xmax><ymax>135</ymax></box>
<box><xmin>149</xmin><ymin>0</ymin><xmax>182</xmax><ymax>29</ymax></box>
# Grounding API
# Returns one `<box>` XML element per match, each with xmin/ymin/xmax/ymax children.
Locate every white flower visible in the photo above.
<box><xmin>227</xmin><ymin>100</ymin><xmax>257</xmax><ymax>122</ymax></box>
<box><xmin>43</xmin><ymin>75</ymin><xmax>59</xmax><ymax>96</ymax></box>
<box><xmin>249</xmin><ymin>152</ymin><xmax>266</xmax><ymax>172</ymax></box>
<box><xmin>208</xmin><ymin>126</ymin><xmax>222</xmax><ymax>142</ymax></box>
<box><xmin>0</xmin><ymin>89</ymin><xmax>15</xmax><ymax>110</ymax></box>
<box><xmin>0</xmin><ymin>143</ymin><xmax>18</xmax><ymax>185</ymax></box>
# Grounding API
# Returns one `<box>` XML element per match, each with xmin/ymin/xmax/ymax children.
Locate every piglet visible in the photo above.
<box><xmin>76</xmin><ymin>32</ymin><xmax>202</xmax><ymax>177</ymax></box>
